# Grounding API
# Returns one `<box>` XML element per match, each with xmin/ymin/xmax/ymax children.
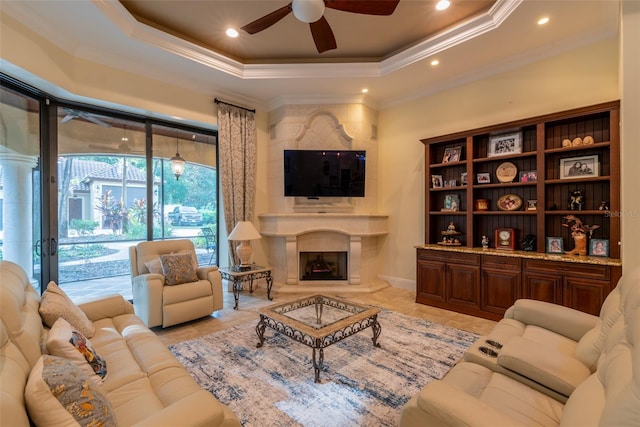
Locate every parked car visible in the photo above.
<box><xmin>168</xmin><ymin>206</ymin><xmax>203</xmax><ymax>226</ymax></box>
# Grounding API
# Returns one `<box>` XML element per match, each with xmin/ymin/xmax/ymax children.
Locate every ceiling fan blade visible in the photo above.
<box><xmin>60</xmin><ymin>115</ymin><xmax>74</xmax><ymax>124</ymax></box>
<box><xmin>83</xmin><ymin>114</ymin><xmax>111</xmax><ymax>128</ymax></box>
<box><xmin>309</xmin><ymin>16</ymin><xmax>337</xmax><ymax>53</ymax></box>
<box><xmin>325</xmin><ymin>0</ymin><xmax>400</xmax><ymax>15</ymax></box>
<box><xmin>241</xmin><ymin>3</ymin><xmax>293</xmax><ymax>34</ymax></box>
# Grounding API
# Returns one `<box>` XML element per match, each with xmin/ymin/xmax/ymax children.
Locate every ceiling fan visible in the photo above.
<box><xmin>88</xmin><ymin>141</ymin><xmax>144</xmax><ymax>155</ymax></box>
<box><xmin>60</xmin><ymin>108</ymin><xmax>111</xmax><ymax>127</ymax></box>
<box><xmin>241</xmin><ymin>0</ymin><xmax>400</xmax><ymax>53</ymax></box>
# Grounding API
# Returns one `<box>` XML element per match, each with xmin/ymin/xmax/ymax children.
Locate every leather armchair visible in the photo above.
<box><xmin>129</xmin><ymin>239</ymin><xmax>223</xmax><ymax>328</ymax></box>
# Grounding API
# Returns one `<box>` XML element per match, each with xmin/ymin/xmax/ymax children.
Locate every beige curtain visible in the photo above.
<box><xmin>217</xmin><ymin>102</ymin><xmax>257</xmax><ymax>265</ymax></box>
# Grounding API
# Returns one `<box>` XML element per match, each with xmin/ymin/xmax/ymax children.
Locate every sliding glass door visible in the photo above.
<box><xmin>0</xmin><ymin>83</ymin><xmax>43</xmax><ymax>290</ymax></box>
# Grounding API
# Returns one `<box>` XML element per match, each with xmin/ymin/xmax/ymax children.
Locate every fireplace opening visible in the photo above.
<box><xmin>300</xmin><ymin>251</ymin><xmax>348</xmax><ymax>281</ymax></box>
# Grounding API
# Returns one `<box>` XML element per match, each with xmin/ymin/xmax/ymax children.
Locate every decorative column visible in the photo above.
<box><xmin>349</xmin><ymin>236</ymin><xmax>361</xmax><ymax>285</ymax></box>
<box><xmin>285</xmin><ymin>235</ymin><xmax>298</xmax><ymax>284</ymax></box>
<box><xmin>0</xmin><ymin>150</ymin><xmax>39</xmax><ymax>277</ymax></box>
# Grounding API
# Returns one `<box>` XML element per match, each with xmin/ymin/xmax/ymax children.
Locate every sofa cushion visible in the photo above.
<box><xmin>39</xmin><ymin>281</ymin><xmax>95</xmax><ymax>338</ymax></box>
<box><xmin>46</xmin><ymin>318</ymin><xmax>107</xmax><ymax>386</ymax></box>
<box><xmin>25</xmin><ymin>355</ymin><xmax>116</xmax><ymax>427</ymax></box>
<box><xmin>160</xmin><ymin>253</ymin><xmax>198</xmax><ymax>286</ymax></box>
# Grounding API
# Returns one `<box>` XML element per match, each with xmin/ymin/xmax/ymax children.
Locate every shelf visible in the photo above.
<box><xmin>473</xmin><ymin>211</ymin><xmax>537</xmax><ymax>215</ymax></box>
<box><xmin>430</xmin><ymin>160</ymin><xmax>465</xmax><ymax>168</ymax></box>
<box><xmin>544</xmin><ymin>141</ymin><xmax>610</xmax><ymax>154</ymax></box>
<box><xmin>544</xmin><ymin>210</ymin><xmax>610</xmax><ymax>215</ymax></box>
<box><xmin>545</xmin><ymin>176</ymin><xmax>610</xmax><ymax>185</ymax></box>
<box><xmin>430</xmin><ymin>186</ymin><xmax>466</xmax><ymax>192</ymax></box>
<box><xmin>473</xmin><ymin>182</ymin><xmax>537</xmax><ymax>189</ymax></box>
<box><xmin>472</xmin><ymin>151</ymin><xmax>537</xmax><ymax>163</ymax></box>
<box><xmin>430</xmin><ymin>211</ymin><xmax>467</xmax><ymax>216</ymax></box>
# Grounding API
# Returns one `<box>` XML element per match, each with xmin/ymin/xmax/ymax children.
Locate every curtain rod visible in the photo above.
<box><xmin>214</xmin><ymin>98</ymin><xmax>256</xmax><ymax>113</ymax></box>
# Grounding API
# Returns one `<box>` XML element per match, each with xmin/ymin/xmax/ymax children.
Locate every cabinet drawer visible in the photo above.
<box><xmin>483</xmin><ymin>254</ymin><xmax>521</xmax><ymax>270</ymax></box>
<box><xmin>524</xmin><ymin>259</ymin><xmax>610</xmax><ymax>280</ymax></box>
<box><xmin>417</xmin><ymin>249</ymin><xmax>480</xmax><ymax>265</ymax></box>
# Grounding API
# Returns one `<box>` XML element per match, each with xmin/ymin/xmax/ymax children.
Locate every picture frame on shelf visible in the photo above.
<box><xmin>526</xmin><ymin>199</ymin><xmax>537</xmax><ymax>211</ymax></box>
<box><xmin>560</xmin><ymin>155</ymin><xmax>599</xmax><ymax>179</ymax></box>
<box><xmin>589</xmin><ymin>239</ymin><xmax>609</xmax><ymax>257</ymax></box>
<box><xmin>461</xmin><ymin>172</ymin><xmax>467</xmax><ymax>186</ymax></box>
<box><xmin>519</xmin><ymin>170</ymin><xmax>537</xmax><ymax>182</ymax></box>
<box><xmin>432</xmin><ymin>175</ymin><xmax>443</xmax><ymax>188</ymax></box>
<box><xmin>442</xmin><ymin>194</ymin><xmax>460</xmax><ymax>212</ymax></box>
<box><xmin>444</xmin><ymin>179</ymin><xmax>457</xmax><ymax>188</ymax></box>
<box><xmin>477</xmin><ymin>172</ymin><xmax>491</xmax><ymax>184</ymax></box>
<box><xmin>488</xmin><ymin>132</ymin><xmax>522</xmax><ymax>157</ymax></box>
<box><xmin>442</xmin><ymin>146</ymin><xmax>462</xmax><ymax>163</ymax></box>
<box><xmin>546</xmin><ymin>237</ymin><xmax>564</xmax><ymax>254</ymax></box>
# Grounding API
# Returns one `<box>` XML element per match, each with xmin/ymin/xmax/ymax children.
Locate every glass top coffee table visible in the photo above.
<box><xmin>256</xmin><ymin>294</ymin><xmax>381</xmax><ymax>383</ymax></box>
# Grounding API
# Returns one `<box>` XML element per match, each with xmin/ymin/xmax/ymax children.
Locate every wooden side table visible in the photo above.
<box><xmin>219</xmin><ymin>265</ymin><xmax>273</xmax><ymax>309</ymax></box>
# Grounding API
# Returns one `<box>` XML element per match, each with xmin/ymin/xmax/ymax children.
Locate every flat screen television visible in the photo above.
<box><xmin>284</xmin><ymin>150</ymin><xmax>366</xmax><ymax>197</ymax></box>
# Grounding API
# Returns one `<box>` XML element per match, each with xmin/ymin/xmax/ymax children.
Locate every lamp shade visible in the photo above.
<box><xmin>228</xmin><ymin>221</ymin><xmax>262</xmax><ymax>241</ymax></box>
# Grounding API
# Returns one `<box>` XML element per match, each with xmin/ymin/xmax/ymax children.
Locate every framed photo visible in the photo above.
<box><xmin>442</xmin><ymin>194</ymin><xmax>460</xmax><ymax>212</ymax></box>
<box><xmin>526</xmin><ymin>199</ymin><xmax>537</xmax><ymax>211</ymax></box>
<box><xmin>488</xmin><ymin>132</ymin><xmax>522</xmax><ymax>157</ymax></box>
<box><xmin>560</xmin><ymin>155</ymin><xmax>599</xmax><ymax>179</ymax></box>
<box><xmin>546</xmin><ymin>237</ymin><xmax>564</xmax><ymax>254</ymax></box>
<box><xmin>589</xmin><ymin>239</ymin><xmax>609</xmax><ymax>257</ymax></box>
<box><xmin>442</xmin><ymin>146</ymin><xmax>462</xmax><ymax>163</ymax></box>
<box><xmin>519</xmin><ymin>170</ymin><xmax>537</xmax><ymax>182</ymax></box>
<box><xmin>477</xmin><ymin>172</ymin><xmax>491</xmax><ymax>184</ymax></box>
<box><xmin>444</xmin><ymin>179</ymin><xmax>457</xmax><ymax>187</ymax></box>
<box><xmin>461</xmin><ymin>172</ymin><xmax>468</xmax><ymax>186</ymax></box>
<box><xmin>432</xmin><ymin>175</ymin><xmax>443</xmax><ymax>188</ymax></box>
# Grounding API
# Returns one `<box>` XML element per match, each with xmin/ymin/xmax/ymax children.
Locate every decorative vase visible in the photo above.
<box><xmin>566</xmin><ymin>233</ymin><xmax>587</xmax><ymax>256</ymax></box>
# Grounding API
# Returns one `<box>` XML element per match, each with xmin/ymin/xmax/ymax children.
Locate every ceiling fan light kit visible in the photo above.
<box><xmin>241</xmin><ymin>0</ymin><xmax>400</xmax><ymax>53</ymax></box>
<box><xmin>292</xmin><ymin>0</ymin><xmax>325</xmax><ymax>23</ymax></box>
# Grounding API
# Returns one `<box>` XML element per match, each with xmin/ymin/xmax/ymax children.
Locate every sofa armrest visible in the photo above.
<box><xmin>498</xmin><ymin>336</ymin><xmax>591</xmax><ymax>397</ymax></box>
<box><xmin>504</xmin><ymin>299</ymin><xmax>598</xmax><ymax>341</ymax></box>
<box><xmin>131</xmin><ymin>391</ymin><xmax>240</xmax><ymax>427</ymax></box>
<box><xmin>78</xmin><ymin>294</ymin><xmax>134</xmax><ymax>321</ymax></box>
<box><xmin>412</xmin><ymin>381</ymin><xmax>527</xmax><ymax>427</ymax></box>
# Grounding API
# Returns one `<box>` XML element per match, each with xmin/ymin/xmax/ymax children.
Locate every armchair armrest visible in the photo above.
<box><xmin>132</xmin><ymin>274</ymin><xmax>165</xmax><ymax>328</ymax></box>
<box><xmin>196</xmin><ymin>265</ymin><xmax>219</xmax><ymax>279</ymax></box>
<box><xmin>498</xmin><ymin>336</ymin><xmax>591</xmax><ymax>397</ymax></box>
<box><xmin>412</xmin><ymin>381</ymin><xmax>527</xmax><ymax>427</ymax></box>
<box><xmin>78</xmin><ymin>294</ymin><xmax>134</xmax><ymax>321</ymax></box>
<box><xmin>504</xmin><ymin>299</ymin><xmax>598</xmax><ymax>341</ymax></box>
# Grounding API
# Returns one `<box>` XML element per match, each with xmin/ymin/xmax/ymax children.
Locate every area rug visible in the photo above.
<box><xmin>169</xmin><ymin>310</ymin><xmax>479</xmax><ymax>427</ymax></box>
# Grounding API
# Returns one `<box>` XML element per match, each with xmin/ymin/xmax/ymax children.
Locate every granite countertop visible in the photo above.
<box><xmin>415</xmin><ymin>244</ymin><xmax>622</xmax><ymax>266</ymax></box>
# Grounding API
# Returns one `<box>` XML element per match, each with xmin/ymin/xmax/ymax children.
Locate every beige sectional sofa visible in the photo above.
<box><xmin>400</xmin><ymin>268</ymin><xmax>640</xmax><ymax>426</ymax></box>
<box><xmin>0</xmin><ymin>260</ymin><xmax>240</xmax><ymax>426</ymax></box>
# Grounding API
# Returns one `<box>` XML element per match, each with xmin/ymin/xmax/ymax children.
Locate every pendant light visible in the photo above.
<box><xmin>170</xmin><ymin>137</ymin><xmax>186</xmax><ymax>180</ymax></box>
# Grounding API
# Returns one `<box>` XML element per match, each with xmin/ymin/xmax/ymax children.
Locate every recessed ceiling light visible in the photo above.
<box><xmin>361</xmin><ymin>88</ymin><xmax>369</xmax><ymax>94</ymax></box>
<box><xmin>436</xmin><ymin>0</ymin><xmax>450</xmax><ymax>11</ymax></box>
<box><xmin>538</xmin><ymin>17</ymin><xmax>550</xmax><ymax>25</ymax></box>
<box><xmin>431</xmin><ymin>59</ymin><xmax>440</xmax><ymax>66</ymax></box>
<box><xmin>226</xmin><ymin>28</ymin><xmax>239</xmax><ymax>38</ymax></box>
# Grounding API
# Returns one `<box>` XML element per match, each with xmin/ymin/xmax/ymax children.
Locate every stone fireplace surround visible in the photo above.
<box><xmin>258</xmin><ymin>213</ymin><xmax>389</xmax><ymax>293</ymax></box>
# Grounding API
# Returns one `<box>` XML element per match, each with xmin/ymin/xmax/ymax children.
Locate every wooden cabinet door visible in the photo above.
<box><xmin>563</xmin><ymin>277</ymin><xmax>607</xmax><ymax>316</ymax></box>
<box><xmin>482</xmin><ymin>268</ymin><xmax>521</xmax><ymax>315</ymax></box>
<box><xmin>446</xmin><ymin>263</ymin><xmax>480</xmax><ymax>309</ymax></box>
<box><xmin>523</xmin><ymin>272</ymin><xmax>563</xmax><ymax>305</ymax></box>
<box><xmin>416</xmin><ymin>259</ymin><xmax>446</xmax><ymax>303</ymax></box>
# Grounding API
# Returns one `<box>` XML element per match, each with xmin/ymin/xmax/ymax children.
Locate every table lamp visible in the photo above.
<box><xmin>228</xmin><ymin>221</ymin><xmax>262</xmax><ymax>268</ymax></box>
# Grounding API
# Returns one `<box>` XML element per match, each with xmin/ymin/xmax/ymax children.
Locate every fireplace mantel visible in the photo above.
<box><xmin>258</xmin><ymin>213</ymin><xmax>389</xmax><ymax>237</ymax></box>
<box><xmin>258</xmin><ymin>213</ymin><xmax>389</xmax><ymax>290</ymax></box>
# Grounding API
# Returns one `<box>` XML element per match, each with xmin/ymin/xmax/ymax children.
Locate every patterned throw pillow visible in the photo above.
<box><xmin>25</xmin><ymin>355</ymin><xmax>116</xmax><ymax>427</ymax></box>
<box><xmin>144</xmin><ymin>257</ymin><xmax>163</xmax><ymax>274</ymax></box>
<box><xmin>39</xmin><ymin>281</ymin><xmax>95</xmax><ymax>338</ymax></box>
<box><xmin>47</xmin><ymin>318</ymin><xmax>107</xmax><ymax>386</ymax></box>
<box><xmin>160</xmin><ymin>253</ymin><xmax>199</xmax><ymax>286</ymax></box>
